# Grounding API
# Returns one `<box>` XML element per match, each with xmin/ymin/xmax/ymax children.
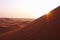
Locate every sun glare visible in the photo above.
<box><xmin>21</xmin><ymin>0</ymin><xmax>60</xmax><ymax>18</ymax></box>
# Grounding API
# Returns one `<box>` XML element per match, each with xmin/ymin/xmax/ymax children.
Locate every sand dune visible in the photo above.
<box><xmin>0</xmin><ymin>6</ymin><xmax>60</xmax><ymax>40</ymax></box>
<box><xmin>0</xmin><ymin>18</ymin><xmax>34</xmax><ymax>34</ymax></box>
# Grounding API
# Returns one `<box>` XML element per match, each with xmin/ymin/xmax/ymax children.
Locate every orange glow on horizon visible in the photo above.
<box><xmin>0</xmin><ymin>0</ymin><xmax>60</xmax><ymax>18</ymax></box>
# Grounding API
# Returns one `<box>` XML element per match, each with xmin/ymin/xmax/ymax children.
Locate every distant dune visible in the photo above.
<box><xmin>0</xmin><ymin>18</ymin><xmax>35</xmax><ymax>34</ymax></box>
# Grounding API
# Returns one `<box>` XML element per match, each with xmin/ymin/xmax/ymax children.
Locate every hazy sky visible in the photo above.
<box><xmin>0</xmin><ymin>0</ymin><xmax>60</xmax><ymax>18</ymax></box>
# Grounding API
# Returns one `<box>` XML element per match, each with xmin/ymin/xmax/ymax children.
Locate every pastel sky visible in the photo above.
<box><xmin>0</xmin><ymin>0</ymin><xmax>60</xmax><ymax>18</ymax></box>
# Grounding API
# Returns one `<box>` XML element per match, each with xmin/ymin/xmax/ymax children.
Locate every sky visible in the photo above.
<box><xmin>0</xmin><ymin>0</ymin><xmax>60</xmax><ymax>18</ymax></box>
